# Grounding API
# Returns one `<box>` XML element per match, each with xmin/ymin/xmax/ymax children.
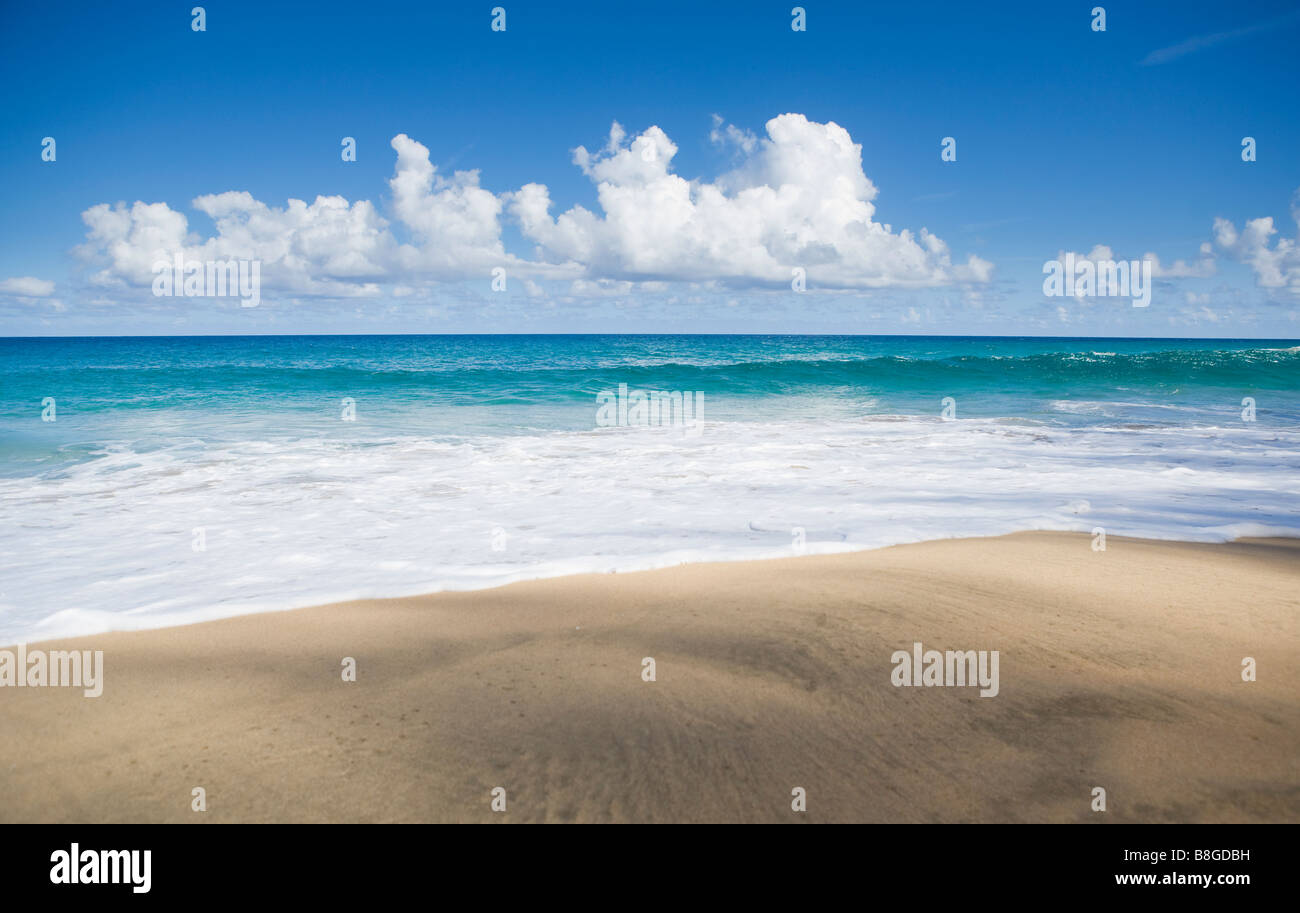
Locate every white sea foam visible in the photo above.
<box><xmin>2</xmin><ymin>415</ymin><xmax>1299</xmax><ymax>644</ymax></box>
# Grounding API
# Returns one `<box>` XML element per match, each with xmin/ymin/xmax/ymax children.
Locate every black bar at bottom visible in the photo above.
<box><xmin>0</xmin><ymin>823</ymin><xmax>1281</xmax><ymax>898</ymax></box>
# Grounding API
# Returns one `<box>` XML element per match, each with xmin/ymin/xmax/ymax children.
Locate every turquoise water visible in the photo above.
<box><xmin>4</xmin><ymin>334</ymin><xmax>1299</xmax><ymax>462</ymax></box>
<box><xmin>2</xmin><ymin>334</ymin><xmax>1298</xmax><ymax>644</ymax></box>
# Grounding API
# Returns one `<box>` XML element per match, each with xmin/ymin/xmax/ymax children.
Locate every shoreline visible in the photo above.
<box><xmin>7</xmin><ymin>526</ymin><xmax>1300</xmax><ymax>649</ymax></box>
<box><xmin>1</xmin><ymin>531</ymin><xmax>1296</xmax><ymax>823</ymax></box>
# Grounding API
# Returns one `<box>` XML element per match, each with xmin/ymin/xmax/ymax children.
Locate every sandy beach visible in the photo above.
<box><xmin>1</xmin><ymin>531</ymin><xmax>1296</xmax><ymax>823</ymax></box>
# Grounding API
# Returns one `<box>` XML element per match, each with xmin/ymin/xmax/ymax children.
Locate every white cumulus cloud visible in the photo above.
<box><xmin>75</xmin><ymin>115</ymin><xmax>991</xmax><ymax>302</ymax></box>
<box><xmin>0</xmin><ymin>276</ymin><xmax>56</xmax><ymax>297</ymax></box>
<box><xmin>1212</xmin><ymin>188</ymin><xmax>1300</xmax><ymax>294</ymax></box>
<box><xmin>509</xmin><ymin>114</ymin><xmax>991</xmax><ymax>290</ymax></box>
<box><xmin>79</xmin><ymin>195</ymin><xmax>392</xmax><ymax>298</ymax></box>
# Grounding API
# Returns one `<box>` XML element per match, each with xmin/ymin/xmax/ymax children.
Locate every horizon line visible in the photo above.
<box><xmin>3</xmin><ymin>332</ymin><xmax>1299</xmax><ymax>342</ymax></box>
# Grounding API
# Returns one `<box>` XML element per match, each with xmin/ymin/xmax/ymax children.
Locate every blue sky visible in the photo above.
<box><xmin>1</xmin><ymin>0</ymin><xmax>1298</xmax><ymax>336</ymax></box>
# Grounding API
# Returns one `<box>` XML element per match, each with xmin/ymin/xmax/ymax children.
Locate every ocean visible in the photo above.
<box><xmin>2</xmin><ymin>334</ymin><xmax>1298</xmax><ymax>645</ymax></box>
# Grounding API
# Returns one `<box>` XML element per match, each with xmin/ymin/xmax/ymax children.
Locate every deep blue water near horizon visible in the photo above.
<box><xmin>1</xmin><ymin>334</ymin><xmax>1298</xmax><ymax>644</ymax></box>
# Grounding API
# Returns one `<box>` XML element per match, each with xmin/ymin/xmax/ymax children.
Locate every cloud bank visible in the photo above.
<box><xmin>76</xmin><ymin>115</ymin><xmax>991</xmax><ymax>302</ymax></box>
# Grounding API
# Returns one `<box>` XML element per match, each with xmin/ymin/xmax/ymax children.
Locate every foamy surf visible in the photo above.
<box><xmin>2</xmin><ymin>334</ymin><xmax>1298</xmax><ymax>645</ymax></box>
